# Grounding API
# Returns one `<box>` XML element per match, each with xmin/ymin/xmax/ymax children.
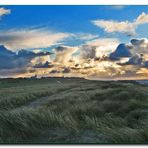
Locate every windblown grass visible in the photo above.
<box><xmin>0</xmin><ymin>77</ymin><xmax>148</xmax><ymax>143</ymax></box>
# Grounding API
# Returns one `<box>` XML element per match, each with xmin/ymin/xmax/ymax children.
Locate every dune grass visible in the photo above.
<box><xmin>0</xmin><ymin>77</ymin><xmax>148</xmax><ymax>143</ymax></box>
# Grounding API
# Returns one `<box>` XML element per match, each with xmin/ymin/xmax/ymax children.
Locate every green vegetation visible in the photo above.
<box><xmin>0</xmin><ymin>77</ymin><xmax>148</xmax><ymax>144</ymax></box>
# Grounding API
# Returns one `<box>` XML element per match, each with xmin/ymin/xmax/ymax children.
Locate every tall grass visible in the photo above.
<box><xmin>0</xmin><ymin>78</ymin><xmax>148</xmax><ymax>143</ymax></box>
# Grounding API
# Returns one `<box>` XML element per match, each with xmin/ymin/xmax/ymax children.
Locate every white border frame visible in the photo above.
<box><xmin>0</xmin><ymin>1</ymin><xmax>147</xmax><ymax>148</ymax></box>
<box><xmin>0</xmin><ymin>0</ymin><xmax>148</xmax><ymax>5</ymax></box>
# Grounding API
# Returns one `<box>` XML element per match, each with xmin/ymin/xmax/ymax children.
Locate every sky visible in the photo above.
<box><xmin>0</xmin><ymin>5</ymin><xmax>148</xmax><ymax>79</ymax></box>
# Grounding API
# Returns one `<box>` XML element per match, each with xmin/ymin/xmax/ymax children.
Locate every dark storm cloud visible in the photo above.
<box><xmin>0</xmin><ymin>45</ymin><xmax>52</xmax><ymax>70</ymax></box>
<box><xmin>62</xmin><ymin>67</ymin><xmax>71</xmax><ymax>73</ymax></box>
<box><xmin>50</xmin><ymin>70</ymin><xmax>60</xmax><ymax>73</ymax></box>
<box><xmin>33</xmin><ymin>61</ymin><xmax>54</xmax><ymax>68</ymax></box>
<box><xmin>109</xmin><ymin>43</ymin><xmax>132</xmax><ymax>60</ymax></box>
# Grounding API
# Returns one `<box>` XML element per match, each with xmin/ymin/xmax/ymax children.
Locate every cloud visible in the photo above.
<box><xmin>71</xmin><ymin>33</ymin><xmax>99</xmax><ymax>41</ymax></box>
<box><xmin>0</xmin><ymin>36</ymin><xmax>148</xmax><ymax>80</ymax></box>
<box><xmin>0</xmin><ymin>7</ymin><xmax>11</xmax><ymax>17</ymax></box>
<box><xmin>92</xmin><ymin>12</ymin><xmax>148</xmax><ymax>36</ymax></box>
<box><xmin>130</xmin><ymin>38</ymin><xmax>148</xmax><ymax>55</ymax></box>
<box><xmin>0</xmin><ymin>28</ymin><xmax>98</xmax><ymax>52</ymax></box>
<box><xmin>114</xmin><ymin>38</ymin><xmax>148</xmax><ymax>58</ymax></box>
<box><xmin>131</xmin><ymin>38</ymin><xmax>145</xmax><ymax>45</ymax></box>
<box><xmin>121</xmin><ymin>60</ymin><xmax>147</xmax><ymax>71</ymax></box>
<box><xmin>0</xmin><ymin>45</ymin><xmax>52</xmax><ymax>70</ymax></box>
<box><xmin>33</xmin><ymin>61</ymin><xmax>54</xmax><ymax>68</ymax></box>
<box><xmin>50</xmin><ymin>70</ymin><xmax>60</xmax><ymax>74</ymax></box>
<box><xmin>53</xmin><ymin>45</ymin><xmax>78</xmax><ymax>64</ymax></box>
<box><xmin>109</xmin><ymin>43</ymin><xmax>132</xmax><ymax>60</ymax></box>
<box><xmin>0</xmin><ymin>68</ymin><xmax>28</xmax><ymax>78</ymax></box>
<box><xmin>0</xmin><ymin>29</ymin><xmax>70</xmax><ymax>51</ymax></box>
<box><xmin>31</xmin><ymin>55</ymin><xmax>51</xmax><ymax>67</ymax></box>
<box><xmin>77</xmin><ymin>37</ymin><xmax>148</xmax><ymax>79</ymax></box>
<box><xmin>1</xmin><ymin>6</ymin><xmax>148</xmax><ymax>79</ymax></box>
<box><xmin>92</xmin><ymin>20</ymin><xmax>136</xmax><ymax>36</ymax></box>
<box><xmin>126</xmin><ymin>54</ymin><xmax>143</xmax><ymax>65</ymax></box>
<box><xmin>144</xmin><ymin>61</ymin><xmax>148</xmax><ymax>67</ymax></box>
<box><xmin>136</xmin><ymin>12</ymin><xmax>148</xmax><ymax>25</ymax></box>
<box><xmin>80</xmin><ymin>45</ymin><xmax>96</xmax><ymax>59</ymax></box>
<box><xmin>80</xmin><ymin>38</ymin><xmax>119</xmax><ymax>59</ymax></box>
<box><xmin>62</xmin><ymin>67</ymin><xmax>71</xmax><ymax>73</ymax></box>
<box><xmin>115</xmin><ymin>38</ymin><xmax>148</xmax><ymax>68</ymax></box>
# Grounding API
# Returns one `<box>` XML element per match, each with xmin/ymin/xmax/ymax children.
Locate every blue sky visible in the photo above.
<box><xmin>1</xmin><ymin>5</ymin><xmax>148</xmax><ymax>46</ymax></box>
<box><xmin>0</xmin><ymin>6</ymin><xmax>148</xmax><ymax>79</ymax></box>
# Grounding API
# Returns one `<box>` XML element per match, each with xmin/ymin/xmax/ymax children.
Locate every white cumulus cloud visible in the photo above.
<box><xmin>92</xmin><ymin>12</ymin><xmax>148</xmax><ymax>36</ymax></box>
